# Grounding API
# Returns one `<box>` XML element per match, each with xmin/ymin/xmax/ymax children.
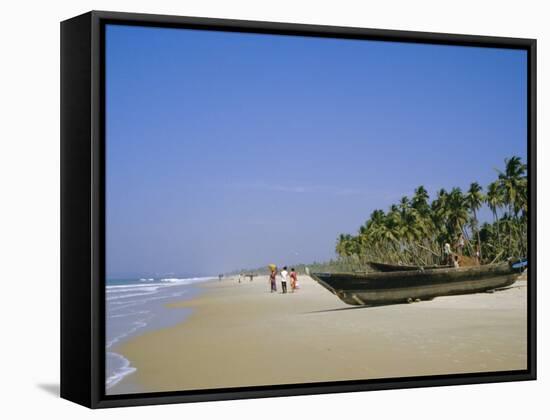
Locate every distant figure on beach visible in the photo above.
<box><xmin>218</xmin><ymin>274</ymin><xmax>223</xmax><ymax>282</ymax></box>
<box><xmin>457</xmin><ymin>234</ymin><xmax>465</xmax><ymax>256</ymax></box>
<box><xmin>290</xmin><ymin>268</ymin><xmax>298</xmax><ymax>292</ymax></box>
<box><xmin>444</xmin><ymin>242</ymin><xmax>452</xmax><ymax>265</ymax></box>
<box><xmin>453</xmin><ymin>255</ymin><xmax>460</xmax><ymax>268</ymax></box>
<box><xmin>238</xmin><ymin>273</ymin><xmax>242</xmax><ymax>283</ymax></box>
<box><xmin>269</xmin><ymin>265</ymin><xmax>277</xmax><ymax>293</ymax></box>
<box><xmin>280</xmin><ymin>266</ymin><xmax>289</xmax><ymax>294</ymax></box>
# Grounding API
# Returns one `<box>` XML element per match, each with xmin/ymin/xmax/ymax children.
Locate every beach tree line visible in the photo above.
<box><xmin>335</xmin><ymin>156</ymin><xmax>528</xmax><ymax>266</ymax></box>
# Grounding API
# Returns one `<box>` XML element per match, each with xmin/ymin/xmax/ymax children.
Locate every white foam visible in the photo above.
<box><xmin>106</xmin><ymin>352</ymin><xmax>137</xmax><ymax>389</ymax></box>
<box><xmin>106</xmin><ymin>289</ymin><xmax>159</xmax><ymax>301</ymax></box>
<box><xmin>105</xmin><ymin>275</ymin><xmax>214</xmax><ymax>390</ymax></box>
<box><xmin>159</xmin><ymin>276</ymin><xmax>215</xmax><ymax>284</ymax></box>
<box><xmin>107</xmin><ymin>284</ymin><xmax>164</xmax><ymax>291</ymax></box>
<box><xmin>106</xmin><ymin>319</ymin><xmax>149</xmax><ymax>349</ymax></box>
<box><xmin>108</xmin><ymin>310</ymin><xmax>150</xmax><ymax>319</ymax></box>
<box><xmin>107</xmin><ymin>290</ymin><xmax>187</xmax><ymax>312</ymax></box>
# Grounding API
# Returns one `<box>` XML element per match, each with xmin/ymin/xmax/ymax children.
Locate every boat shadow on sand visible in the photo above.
<box><xmin>304</xmin><ymin>283</ymin><xmax>524</xmax><ymax>315</ymax></box>
<box><xmin>304</xmin><ymin>301</ymin><xmax>416</xmax><ymax>314</ymax></box>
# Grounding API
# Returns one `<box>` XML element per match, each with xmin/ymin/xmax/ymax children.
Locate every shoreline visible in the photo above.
<box><xmin>108</xmin><ymin>274</ymin><xmax>527</xmax><ymax>395</ymax></box>
<box><xmin>105</xmin><ymin>277</ymin><xmax>219</xmax><ymax>393</ymax></box>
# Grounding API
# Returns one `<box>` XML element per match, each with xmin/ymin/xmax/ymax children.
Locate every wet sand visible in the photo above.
<box><xmin>110</xmin><ymin>275</ymin><xmax>527</xmax><ymax>394</ymax></box>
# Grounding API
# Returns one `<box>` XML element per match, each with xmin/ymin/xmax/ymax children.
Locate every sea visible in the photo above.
<box><xmin>105</xmin><ymin>276</ymin><xmax>215</xmax><ymax>390</ymax></box>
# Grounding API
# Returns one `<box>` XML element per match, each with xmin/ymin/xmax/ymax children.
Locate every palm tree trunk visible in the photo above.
<box><xmin>473</xmin><ymin>209</ymin><xmax>482</xmax><ymax>261</ymax></box>
<box><xmin>492</xmin><ymin>209</ymin><xmax>500</xmax><ymax>245</ymax></box>
<box><xmin>460</xmin><ymin>225</ymin><xmax>475</xmax><ymax>256</ymax></box>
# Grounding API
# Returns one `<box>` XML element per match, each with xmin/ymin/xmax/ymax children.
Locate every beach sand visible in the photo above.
<box><xmin>110</xmin><ymin>275</ymin><xmax>527</xmax><ymax>394</ymax></box>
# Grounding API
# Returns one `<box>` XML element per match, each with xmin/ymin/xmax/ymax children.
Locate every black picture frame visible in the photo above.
<box><xmin>60</xmin><ymin>10</ymin><xmax>537</xmax><ymax>409</ymax></box>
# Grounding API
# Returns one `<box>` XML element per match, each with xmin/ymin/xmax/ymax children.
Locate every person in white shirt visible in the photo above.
<box><xmin>444</xmin><ymin>242</ymin><xmax>452</xmax><ymax>265</ymax></box>
<box><xmin>269</xmin><ymin>267</ymin><xmax>277</xmax><ymax>292</ymax></box>
<box><xmin>280</xmin><ymin>266</ymin><xmax>289</xmax><ymax>294</ymax></box>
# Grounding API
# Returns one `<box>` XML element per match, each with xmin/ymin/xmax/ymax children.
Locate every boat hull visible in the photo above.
<box><xmin>311</xmin><ymin>262</ymin><xmax>524</xmax><ymax>306</ymax></box>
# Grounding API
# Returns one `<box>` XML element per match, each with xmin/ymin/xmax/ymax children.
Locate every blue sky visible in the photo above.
<box><xmin>106</xmin><ymin>24</ymin><xmax>527</xmax><ymax>279</ymax></box>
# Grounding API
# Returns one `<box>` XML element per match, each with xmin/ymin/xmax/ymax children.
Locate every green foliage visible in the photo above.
<box><xmin>335</xmin><ymin>156</ymin><xmax>528</xmax><ymax>265</ymax></box>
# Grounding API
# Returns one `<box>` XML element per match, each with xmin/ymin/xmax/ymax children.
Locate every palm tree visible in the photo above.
<box><xmin>429</xmin><ymin>188</ymin><xmax>450</xmax><ymax>257</ymax></box>
<box><xmin>446</xmin><ymin>187</ymin><xmax>469</xmax><ymax>244</ymax></box>
<box><xmin>466</xmin><ymin>182</ymin><xmax>484</xmax><ymax>260</ymax></box>
<box><xmin>486</xmin><ymin>182</ymin><xmax>502</xmax><ymax>223</ymax></box>
<box><xmin>431</xmin><ymin>189</ymin><xmax>448</xmax><ymax>227</ymax></box>
<box><xmin>497</xmin><ymin>156</ymin><xmax>527</xmax><ymax>254</ymax></box>
<box><xmin>412</xmin><ymin>185</ymin><xmax>430</xmax><ymax>216</ymax></box>
<box><xmin>412</xmin><ymin>186</ymin><xmax>434</xmax><ymax>252</ymax></box>
<box><xmin>486</xmin><ymin>181</ymin><xmax>503</xmax><ymax>245</ymax></box>
<box><xmin>335</xmin><ymin>234</ymin><xmax>352</xmax><ymax>257</ymax></box>
<box><xmin>497</xmin><ymin>156</ymin><xmax>527</xmax><ymax>219</ymax></box>
<box><xmin>333</xmin><ymin>156</ymin><xmax>527</xmax><ymax>268</ymax></box>
<box><xmin>516</xmin><ymin>181</ymin><xmax>528</xmax><ymax>217</ymax></box>
<box><xmin>368</xmin><ymin>209</ymin><xmax>386</xmax><ymax>229</ymax></box>
<box><xmin>398</xmin><ymin>196</ymin><xmax>410</xmax><ymax>217</ymax></box>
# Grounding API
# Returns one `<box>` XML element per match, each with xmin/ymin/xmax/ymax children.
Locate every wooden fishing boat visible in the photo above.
<box><xmin>310</xmin><ymin>261</ymin><xmax>526</xmax><ymax>306</ymax></box>
<box><xmin>366</xmin><ymin>261</ymin><xmax>452</xmax><ymax>272</ymax></box>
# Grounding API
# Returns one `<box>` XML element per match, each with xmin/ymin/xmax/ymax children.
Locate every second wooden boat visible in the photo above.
<box><xmin>366</xmin><ymin>261</ymin><xmax>452</xmax><ymax>272</ymax></box>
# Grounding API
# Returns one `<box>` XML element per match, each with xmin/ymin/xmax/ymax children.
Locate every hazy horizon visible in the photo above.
<box><xmin>106</xmin><ymin>24</ymin><xmax>527</xmax><ymax>279</ymax></box>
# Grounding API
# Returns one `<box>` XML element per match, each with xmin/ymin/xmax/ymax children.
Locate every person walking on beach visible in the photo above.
<box><xmin>280</xmin><ymin>266</ymin><xmax>289</xmax><ymax>294</ymax></box>
<box><xmin>457</xmin><ymin>234</ymin><xmax>465</xmax><ymax>256</ymax></box>
<box><xmin>290</xmin><ymin>268</ymin><xmax>298</xmax><ymax>292</ymax></box>
<box><xmin>269</xmin><ymin>266</ymin><xmax>277</xmax><ymax>293</ymax></box>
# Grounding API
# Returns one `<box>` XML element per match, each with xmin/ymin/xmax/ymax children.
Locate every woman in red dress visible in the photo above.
<box><xmin>290</xmin><ymin>268</ymin><xmax>298</xmax><ymax>292</ymax></box>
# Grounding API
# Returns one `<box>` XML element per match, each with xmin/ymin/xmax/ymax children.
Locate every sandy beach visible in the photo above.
<box><xmin>109</xmin><ymin>274</ymin><xmax>527</xmax><ymax>394</ymax></box>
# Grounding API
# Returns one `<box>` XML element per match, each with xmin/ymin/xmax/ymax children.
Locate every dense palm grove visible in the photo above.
<box><xmin>335</xmin><ymin>156</ymin><xmax>528</xmax><ymax>267</ymax></box>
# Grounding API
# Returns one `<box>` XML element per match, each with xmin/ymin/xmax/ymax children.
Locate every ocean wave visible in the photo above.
<box><xmin>107</xmin><ymin>276</ymin><xmax>214</xmax><ymax>291</ymax></box>
<box><xmin>106</xmin><ymin>290</ymin><xmax>159</xmax><ymax>301</ymax></box>
<box><xmin>107</xmin><ymin>290</ymin><xmax>188</xmax><ymax>312</ymax></box>
<box><xmin>106</xmin><ymin>352</ymin><xmax>137</xmax><ymax>390</ymax></box>
<box><xmin>159</xmin><ymin>276</ymin><xmax>215</xmax><ymax>284</ymax></box>
<box><xmin>105</xmin><ymin>275</ymin><xmax>212</xmax><ymax>390</ymax></box>
<box><xmin>106</xmin><ymin>318</ymin><xmax>149</xmax><ymax>349</ymax></box>
<box><xmin>106</xmin><ymin>280</ymin><xmax>208</xmax><ymax>301</ymax></box>
<box><xmin>107</xmin><ymin>284</ymin><xmax>164</xmax><ymax>290</ymax></box>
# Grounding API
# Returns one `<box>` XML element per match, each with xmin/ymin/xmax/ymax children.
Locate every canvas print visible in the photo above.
<box><xmin>105</xmin><ymin>24</ymin><xmax>528</xmax><ymax>394</ymax></box>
